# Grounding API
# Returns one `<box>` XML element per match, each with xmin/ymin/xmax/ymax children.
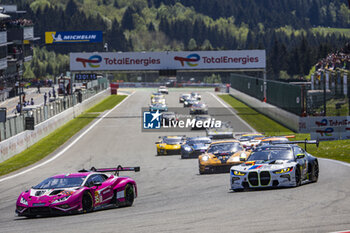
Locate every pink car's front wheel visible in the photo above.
<box><xmin>82</xmin><ymin>192</ymin><xmax>93</xmax><ymax>213</ymax></box>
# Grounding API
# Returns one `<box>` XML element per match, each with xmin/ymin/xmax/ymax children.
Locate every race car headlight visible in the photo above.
<box><xmin>184</xmin><ymin>146</ymin><xmax>192</xmax><ymax>152</ymax></box>
<box><xmin>184</xmin><ymin>101</ymin><xmax>188</xmax><ymax>105</ymax></box>
<box><xmin>20</xmin><ymin>197</ymin><xmax>28</xmax><ymax>205</ymax></box>
<box><xmin>53</xmin><ymin>195</ymin><xmax>71</xmax><ymax>204</ymax></box>
<box><xmin>232</xmin><ymin>170</ymin><xmax>246</xmax><ymax>176</ymax></box>
<box><xmin>201</xmin><ymin>156</ymin><xmax>209</xmax><ymax>161</ymax></box>
<box><xmin>274</xmin><ymin>167</ymin><xmax>293</xmax><ymax>174</ymax></box>
<box><xmin>159</xmin><ymin>144</ymin><xmax>165</xmax><ymax>149</ymax></box>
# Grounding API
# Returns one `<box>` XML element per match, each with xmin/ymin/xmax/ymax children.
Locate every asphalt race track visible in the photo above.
<box><xmin>0</xmin><ymin>89</ymin><xmax>350</xmax><ymax>233</ymax></box>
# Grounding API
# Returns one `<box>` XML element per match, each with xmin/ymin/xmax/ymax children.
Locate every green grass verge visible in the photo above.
<box><xmin>0</xmin><ymin>95</ymin><xmax>127</xmax><ymax>176</ymax></box>
<box><xmin>316</xmin><ymin>98</ymin><xmax>349</xmax><ymax>116</ymax></box>
<box><xmin>219</xmin><ymin>94</ymin><xmax>292</xmax><ymax>135</ymax></box>
<box><xmin>219</xmin><ymin>94</ymin><xmax>350</xmax><ymax>163</ymax></box>
<box><xmin>86</xmin><ymin>95</ymin><xmax>126</xmax><ymax>113</ymax></box>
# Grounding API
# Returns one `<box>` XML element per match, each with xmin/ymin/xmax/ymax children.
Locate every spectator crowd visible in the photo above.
<box><xmin>0</xmin><ymin>18</ymin><xmax>33</xmax><ymax>30</ymax></box>
<box><xmin>315</xmin><ymin>43</ymin><xmax>350</xmax><ymax>72</ymax></box>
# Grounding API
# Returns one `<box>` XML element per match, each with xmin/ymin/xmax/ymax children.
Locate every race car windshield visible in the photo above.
<box><xmin>163</xmin><ymin>137</ymin><xmax>182</xmax><ymax>144</ymax></box>
<box><xmin>248</xmin><ymin>148</ymin><xmax>293</xmax><ymax>161</ymax></box>
<box><xmin>187</xmin><ymin>139</ymin><xmax>211</xmax><ymax>145</ymax></box>
<box><xmin>33</xmin><ymin>177</ymin><xmax>86</xmax><ymax>189</ymax></box>
<box><xmin>208</xmin><ymin>142</ymin><xmax>242</xmax><ymax>154</ymax></box>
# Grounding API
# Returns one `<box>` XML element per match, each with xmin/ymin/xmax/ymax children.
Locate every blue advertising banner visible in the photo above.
<box><xmin>45</xmin><ymin>31</ymin><xmax>103</xmax><ymax>44</ymax></box>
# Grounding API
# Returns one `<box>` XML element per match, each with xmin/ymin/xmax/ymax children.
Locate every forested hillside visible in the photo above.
<box><xmin>3</xmin><ymin>0</ymin><xmax>350</xmax><ymax>80</ymax></box>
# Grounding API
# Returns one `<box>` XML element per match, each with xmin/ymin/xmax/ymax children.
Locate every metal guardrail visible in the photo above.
<box><xmin>0</xmin><ymin>82</ymin><xmax>108</xmax><ymax>142</ymax></box>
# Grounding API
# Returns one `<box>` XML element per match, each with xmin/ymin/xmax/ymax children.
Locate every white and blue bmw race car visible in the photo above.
<box><xmin>230</xmin><ymin>140</ymin><xmax>319</xmax><ymax>191</ymax></box>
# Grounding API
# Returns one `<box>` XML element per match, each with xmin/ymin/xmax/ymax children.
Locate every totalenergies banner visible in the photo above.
<box><xmin>299</xmin><ymin>116</ymin><xmax>350</xmax><ymax>140</ymax></box>
<box><xmin>70</xmin><ymin>50</ymin><xmax>266</xmax><ymax>71</ymax></box>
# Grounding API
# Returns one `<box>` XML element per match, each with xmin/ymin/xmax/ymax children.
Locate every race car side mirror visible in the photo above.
<box><xmin>296</xmin><ymin>153</ymin><xmax>305</xmax><ymax>159</ymax></box>
<box><xmin>155</xmin><ymin>142</ymin><xmax>160</xmax><ymax>144</ymax></box>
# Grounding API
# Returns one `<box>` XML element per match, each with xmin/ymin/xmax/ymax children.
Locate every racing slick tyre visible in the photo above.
<box><xmin>232</xmin><ymin>188</ymin><xmax>244</xmax><ymax>192</ymax></box>
<box><xmin>82</xmin><ymin>191</ymin><xmax>94</xmax><ymax>213</ymax></box>
<box><xmin>295</xmin><ymin>166</ymin><xmax>301</xmax><ymax>187</ymax></box>
<box><xmin>124</xmin><ymin>184</ymin><xmax>134</xmax><ymax>207</ymax></box>
<box><xmin>310</xmin><ymin>162</ymin><xmax>319</xmax><ymax>183</ymax></box>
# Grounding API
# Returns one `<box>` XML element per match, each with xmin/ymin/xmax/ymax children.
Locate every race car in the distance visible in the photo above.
<box><xmin>181</xmin><ymin>136</ymin><xmax>212</xmax><ymax>159</ymax></box>
<box><xmin>239</xmin><ymin>133</ymin><xmax>264</xmax><ymax>148</ymax></box>
<box><xmin>206</xmin><ymin>121</ymin><xmax>234</xmax><ymax>139</ymax></box>
<box><xmin>179</xmin><ymin>93</ymin><xmax>191</xmax><ymax>103</ymax></box>
<box><xmin>151</xmin><ymin>96</ymin><xmax>166</xmax><ymax>105</ymax></box>
<box><xmin>183</xmin><ymin>98</ymin><xmax>199</xmax><ymax>107</ymax></box>
<box><xmin>256</xmin><ymin>135</ymin><xmax>295</xmax><ymax>147</ymax></box>
<box><xmin>158</xmin><ymin>86</ymin><xmax>169</xmax><ymax>94</ymax></box>
<box><xmin>16</xmin><ymin>166</ymin><xmax>140</xmax><ymax>217</ymax></box>
<box><xmin>150</xmin><ymin>92</ymin><xmax>164</xmax><ymax>99</ymax></box>
<box><xmin>190</xmin><ymin>102</ymin><xmax>208</xmax><ymax>115</ymax></box>
<box><xmin>156</xmin><ymin>135</ymin><xmax>186</xmax><ymax>155</ymax></box>
<box><xmin>191</xmin><ymin>92</ymin><xmax>201</xmax><ymax>100</ymax></box>
<box><xmin>230</xmin><ymin>140</ymin><xmax>319</xmax><ymax>191</ymax></box>
<box><xmin>149</xmin><ymin>103</ymin><xmax>168</xmax><ymax>112</ymax></box>
<box><xmin>198</xmin><ymin>140</ymin><xmax>250</xmax><ymax>174</ymax></box>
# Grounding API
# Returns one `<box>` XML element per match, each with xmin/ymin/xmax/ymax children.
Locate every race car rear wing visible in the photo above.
<box><xmin>79</xmin><ymin>165</ymin><xmax>140</xmax><ymax>176</ymax></box>
<box><xmin>272</xmin><ymin>139</ymin><xmax>319</xmax><ymax>152</ymax></box>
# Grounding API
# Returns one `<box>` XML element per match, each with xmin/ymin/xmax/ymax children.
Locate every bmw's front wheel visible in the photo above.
<box><xmin>311</xmin><ymin>162</ymin><xmax>319</xmax><ymax>183</ymax></box>
<box><xmin>295</xmin><ymin>167</ymin><xmax>301</xmax><ymax>187</ymax></box>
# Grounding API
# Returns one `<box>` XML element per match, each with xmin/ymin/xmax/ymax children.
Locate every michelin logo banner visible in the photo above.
<box><xmin>45</xmin><ymin>31</ymin><xmax>102</xmax><ymax>44</ymax></box>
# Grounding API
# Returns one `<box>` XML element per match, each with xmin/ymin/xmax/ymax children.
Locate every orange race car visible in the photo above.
<box><xmin>198</xmin><ymin>140</ymin><xmax>251</xmax><ymax>174</ymax></box>
<box><xmin>257</xmin><ymin>135</ymin><xmax>295</xmax><ymax>147</ymax></box>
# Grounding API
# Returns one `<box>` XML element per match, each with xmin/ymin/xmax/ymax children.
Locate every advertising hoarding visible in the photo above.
<box><xmin>299</xmin><ymin>116</ymin><xmax>350</xmax><ymax>140</ymax></box>
<box><xmin>70</xmin><ymin>50</ymin><xmax>266</xmax><ymax>71</ymax></box>
<box><xmin>45</xmin><ymin>31</ymin><xmax>103</xmax><ymax>44</ymax></box>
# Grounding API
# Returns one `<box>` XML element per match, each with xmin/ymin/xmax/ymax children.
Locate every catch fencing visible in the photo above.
<box><xmin>229</xmin><ymin>74</ymin><xmax>304</xmax><ymax>115</ymax></box>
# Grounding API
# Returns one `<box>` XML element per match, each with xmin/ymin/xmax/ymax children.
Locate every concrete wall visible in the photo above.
<box><xmin>0</xmin><ymin>89</ymin><xmax>110</xmax><ymax>162</ymax></box>
<box><xmin>229</xmin><ymin>87</ymin><xmax>300</xmax><ymax>132</ymax></box>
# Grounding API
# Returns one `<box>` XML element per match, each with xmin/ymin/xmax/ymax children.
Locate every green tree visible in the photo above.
<box><xmin>187</xmin><ymin>38</ymin><xmax>197</xmax><ymax>50</ymax></box>
<box><xmin>121</xmin><ymin>6</ymin><xmax>135</xmax><ymax>30</ymax></box>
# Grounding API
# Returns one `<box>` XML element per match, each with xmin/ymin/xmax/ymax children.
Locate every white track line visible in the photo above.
<box><xmin>209</xmin><ymin>92</ymin><xmax>256</xmax><ymax>133</ymax></box>
<box><xmin>0</xmin><ymin>92</ymin><xmax>135</xmax><ymax>183</ymax></box>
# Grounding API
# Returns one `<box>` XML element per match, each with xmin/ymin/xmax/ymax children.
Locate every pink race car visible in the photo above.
<box><xmin>16</xmin><ymin>166</ymin><xmax>140</xmax><ymax>217</ymax></box>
